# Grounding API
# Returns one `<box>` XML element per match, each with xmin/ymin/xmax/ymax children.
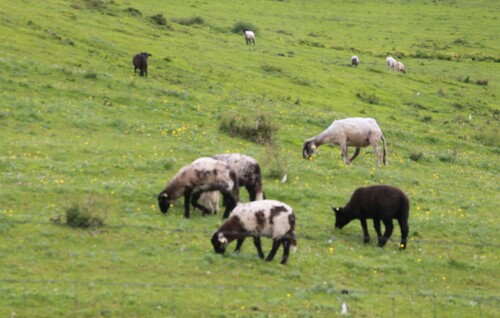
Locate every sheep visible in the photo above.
<box><xmin>157</xmin><ymin>157</ymin><xmax>239</xmax><ymax>219</ymax></box>
<box><xmin>211</xmin><ymin>200</ymin><xmax>297</xmax><ymax>264</ymax></box>
<box><xmin>386</xmin><ymin>55</ymin><xmax>397</xmax><ymax>70</ymax></box>
<box><xmin>396</xmin><ymin>61</ymin><xmax>406</xmax><ymax>73</ymax></box>
<box><xmin>212</xmin><ymin>153</ymin><xmax>264</xmax><ymax>201</ymax></box>
<box><xmin>199</xmin><ymin>190</ymin><xmax>220</xmax><ymax>214</ymax></box>
<box><xmin>351</xmin><ymin>55</ymin><xmax>360</xmax><ymax>66</ymax></box>
<box><xmin>302</xmin><ymin>117</ymin><xmax>387</xmax><ymax>167</ymax></box>
<box><xmin>332</xmin><ymin>185</ymin><xmax>410</xmax><ymax>250</ymax></box>
<box><xmin>243</xmin><ymin>30</ymin><xmax>255</xmax><ymax>45</ymax></box>
<box><xmin>132</xmin><ymin>52</ymin><xmax>151</xmax><ymax>77</ymax></box>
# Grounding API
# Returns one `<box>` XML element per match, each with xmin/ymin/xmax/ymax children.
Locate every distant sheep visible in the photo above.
<box><xmin>211</xmin><ymin>200</ymin><xmax>297</xmax><ymax>264</ymax></box>
<box><xmin>157</xmin><ymin>157</ymin><xmax>239</xmax><ymax>219</ymax></box>
<box><xmin>243</xmin><ymin>30</ymin><xmax>255</xmax><ymax>45</ymax></box>
<box><xmin>302</xmin><ymin>117</ymin><xmax>387</xmax><ymax>167</ymax></box>
<box><xmin>396</xmin><ymin>61</ymin><xmax>406</xmax><ymax>73</ymax></box>
<box><xmin>133</xmin><ymin>52</ymin><xmax>151</xmax><ymax>77</ymax></box>
<box><xmin>333</xmin><ymin>185</ymin><xmax>410</xmax><ymax>249</ymax></box>
<box><xmin>386</xmin><ymin>55</ymin><xmax>397</xmax><ymax>70</ymax></box>
<box><xmin>351</xmin><ymin>55</ymin><xmax>360</xmax><ymax>66</ymax></box>
<box><xmin>213</xmin><ymin>153</ymin><xmax>264</xmax><ymax>201</ymax></box>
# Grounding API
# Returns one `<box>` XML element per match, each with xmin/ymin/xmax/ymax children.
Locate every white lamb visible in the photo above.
<box><xmin>302</xmin><ymin>117</ymin><xmax>387</xmax><ymax>167</ymax></box>
<box><xmin>244</xmin><ymin>30</ymin><xmax>255</xmax><ymax>45</ymax></box>
<box><xmin>395</xmin><ymin>61</ymin><xmax>406</xmax><ymax>73</ymax></box>
<box><xmin>386</xmin><ymin>56</ymin><xmax>397</xmax><ymax>70</ymax></box>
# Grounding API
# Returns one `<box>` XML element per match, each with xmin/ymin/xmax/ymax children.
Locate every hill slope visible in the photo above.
<box><xmin>1</xmin><ymin>0</ymin><xmax>499</xmax><ymax>317</ymax></box>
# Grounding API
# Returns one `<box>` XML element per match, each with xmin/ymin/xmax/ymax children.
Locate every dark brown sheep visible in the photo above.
<box><xmin>333</xmin><ymin>185</ymin><xmax>410</xmax><ymax>249</ymax></box>
<box><xmin>132</xmin><ymin>52</ymin><xmax>151</xmax><ymax>77</ymax></box>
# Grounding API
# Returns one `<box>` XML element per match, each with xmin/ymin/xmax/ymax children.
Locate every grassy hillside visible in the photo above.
<box><xmin>0</xmin><ymin>0</ymin><xmax>498</xmax><ymax>317</ymax></box>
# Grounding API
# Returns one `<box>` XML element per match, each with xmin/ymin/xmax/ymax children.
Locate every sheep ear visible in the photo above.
<box><xmin>161</xmin><ymin>193</ymin><xmax>169</xmax><ymax>198</ymax></box>
<box><xmin>218</xmin><ymin>232</ymin><xmax>228</xmax><ymax>245</ymax></box>
<box><xmin>332</xmin><ymin>207</ymin><xmax>339</xmax><ymax>213</ymax></box>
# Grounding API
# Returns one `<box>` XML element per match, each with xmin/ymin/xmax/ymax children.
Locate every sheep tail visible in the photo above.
<box><xmin>381</xmin><ymin>134</ymin><xmax>387</xmax><ymax>165</ymax></box>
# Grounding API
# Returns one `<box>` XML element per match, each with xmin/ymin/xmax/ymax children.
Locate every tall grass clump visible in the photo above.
<box><xmin>65</xmin><ymin>197</ymin><xmax>107</xmax><ymax>229</ymax></box>
<box><xmin>172</xmin><ymin>16</ymin><xmax>205</xmax><ymax>26</ymax></box>
<box><xmin>219</xmin><ymin>111</ymin><xmax>277</xmax><ymax>144</ymax></box>
<box><xmin>231</xmin><ymin>21</ymin><xmax>258</xmax><ymax>34</ymax></box>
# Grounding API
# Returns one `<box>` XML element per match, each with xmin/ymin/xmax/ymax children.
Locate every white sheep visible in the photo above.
<box><xmin>351</xmin><ymin>55</ymin><xmax>360</xmax><ymax>66</ymax></box>
<box><xmin>212</xmin><ymin>153</ymin><xmax>264</xmax><ymax>201</ymax></box>
<box><xmin>386</xmin><ymin>56</ymin><xmax>397</xmax><ymax>70</ymax></box>
<box><xmin>302</xmin><ymin>117</ymin><xmax>387</xmax><ymax>167</ymax></box>
<box><xmin>395</xmin><ymin>61</ymin><xmax>406</xmax><ymax>73</ymax></box>
<box><xmin>211</xmin><ymin>200</ymin><xmax>297</xmax><ymax>264</ymax></box>
<box><xmin>243</xmin><ymin>30</ymin><xmax>255</xmax><ymax>45</ymax></box>
<box><xmin>157</xmin><ymin>157</ymin><xmax>239</xmax><ymax>218</ymax></box>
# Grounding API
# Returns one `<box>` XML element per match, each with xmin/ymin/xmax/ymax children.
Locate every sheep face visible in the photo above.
<box><xmin>332</xmin><ymin>207</ymin><xmax>350</xmax><ymax>229</ymax></box>
<box><xmin>302</xmin><ymin>140</ymin><xmax>317</xmax><ymax>159</ymax></box>
<box><xmin>211</xmin><ymin>232</ymin><xmax>228</xmax><ymax>254</ymax></box>
<box><xmin>158</xmin><ymin>192</ymin><xmax>173</xmax><ymax>213</ymax></box>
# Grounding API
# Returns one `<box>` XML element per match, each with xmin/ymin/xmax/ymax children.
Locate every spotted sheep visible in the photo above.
<box><xmin>333</xmin><ymin>185</ymin><xmax>410</xmax><ymax>250</ymax></box>
<box><xmin>351</xmin><ymin>55</ymin><xmax>360</xmax><ymax>66</ymax></box>
<box><xmin>212</xmin><ymin>153</ymin><xmax>264</xmax><ymax>201</ymax></box>
<box><xmin>243</xmin><ymin>30</ymin><xmax>255</xmax><ymax>45</ymax></box>
<box><xmin>133</xmin><ymin>52</ymin><xmax>151</xmax><ymax>77</ymax></box>
<box><xmin>302</xmin><ymin>117</ymin><xmax>387</xmax><ymax>167</ymax></box>
<box><xmin>211</xmin><ymin>200</ymin><xmax>297</xmax><ymax>264</ymax></box>
<box><xmin>157</xmin><ymin>157</ymin><xmax>239</xmax><ymax>219</ymax></box>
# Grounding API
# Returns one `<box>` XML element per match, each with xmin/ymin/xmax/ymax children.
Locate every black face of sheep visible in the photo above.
<box><xmin>333</xmin><ymin>207</ymin><xmax>351</xmax><ymax>229</ymax></box>
<box><xmin>302</xmin><ymin>140</ymin><xmax>317</xmax><ymax>159</ymax></box>
<box><xmin>158</xmin><ymin>192</ymin><xmax>172</xmax><ymax>214</ymax></box>
<box><xmin>211</xmin><ymin>232</ymin><xmax>227</xmax><ymax>254</ymax></box>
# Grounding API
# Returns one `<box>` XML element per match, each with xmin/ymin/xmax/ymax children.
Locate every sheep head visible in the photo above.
<box><xmin>332</xmin><ymin>207</ymin><xmax>349</xmax><ymax>229</ymax></box>
<box><xmin>302</xmin><ymin>140</ymin><xmax>317</xmax><ymax>159</ymax></box>
<box><xmin>211</xmin><ymin>231</ymin><xmax>228</xmax><ymax>254</ymax></box>
<box><xmin>158</xmin><ymin>192</ymin><xmax>172</xmax><ymax>213</ymax></box>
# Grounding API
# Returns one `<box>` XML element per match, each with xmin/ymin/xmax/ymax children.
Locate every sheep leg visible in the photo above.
<box><xmin>341</xmin><ymin>145</ymin><xmax>350</xmax><ymax>164</ymax></box>
<box><xmin>280</xmin><ymin>238</ymin><xmax>291</xmax><ymax>265</ymax></box>
<box><xmin>265</xmin><ymin>239</ymin><xmax>281</xmax><ymax>262</ymax></box>
<box><xmin>246</xmin><ymin>185</ymin><xmax>257</xmax><ymax>201</ymax></box>
<box><xmin>378</xmin><ymin>218</ymin><xmax>394</xmax><ymax>247</ymax></box>
<box><xmin>190</xmin><ymin>192</ymin><xmax>211</xmax><ymax>216</ymax></box>
<box><xmin>234</xmin><ymin>238</ymin><xmax>245</xmax><ymax>252</ymax></box>
<box><xmin>222</xmin><ymin>193</ymin><xmax>237</xmax><ymax>219</ymax></box>
<box><xmin>253</xmin><ymin>236</ymin><xmax>265</xmax><ymax>259</ymax></box>
<box><xmin>360</xmin><ymin>218</ymin><xmax>370</xmax><ymax>243</ymax></box>
<box><xmin>350</xmin><ymin>147</ymin><xmax>361</xmax><ymax>163</ymax></box>
<box><xmin>183</xmin><ymin>191</ymin><xmax>193</xmax><ymax>218</ymax></box>
<box><xmin>373</xmin><ymin>218</ymin><xmax>382</xmax><ymax>241</ymax></box>
<box><xmin>398</xmin><ymin>218</ymin><xmax>409</xmax><ymax>250</ymax></box>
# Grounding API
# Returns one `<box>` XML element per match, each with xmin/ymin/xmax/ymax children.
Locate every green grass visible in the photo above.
<box><xmin>0</xmin><ymin>0</ymin><xmax>499</xmax><ymax>317</ymax></box>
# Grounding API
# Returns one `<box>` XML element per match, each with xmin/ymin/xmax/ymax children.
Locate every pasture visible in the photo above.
<box><xmin>0</xmin><ymin>0</ymin><xmax>498</xmax><ymax>316</ymax></box>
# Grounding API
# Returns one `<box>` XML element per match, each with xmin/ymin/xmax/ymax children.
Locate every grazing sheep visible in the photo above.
<box><xmin>198</xmin><ymin>191</ymin><xmax>220</xmax><ymax>214</ymax></box>
<box><xmin>332</xmin><ymin>185</ymin><xmax>410</xmax><ymax>249</ymax></box>
<box><xmin>133</xmin><ymin>52</ymin><xmax>151</xmax><ymax>77</ymax></box>
<box><xmin>351</xmin><ymin>55</ymin><xmax>360</xmax><ymax>66</ymax></box>
<box><xmin>302</xmin><ymin>117</ymin><xmax>387</xmax><ymax>167</ymax></box>
<box><xmin>243</xmin><ymin>30</ymin><xmax>255</xmax><ymax>45</ymax></box>
<box><xmin>211</xmin><ymin>200</ymin><xmax>297</xmax><ymax>264</ymax></box>
<box><xmin>212</xmin><ymin>153</ymin><xmax>264</xmax><ymax>201</ymax></box>
<box><xmin>396</xmin><ymin>61</ymin><xmax>406</xmax><ymax>73</ymax></box>
<box><xmin>157</xmin><ymin>157</ymin><xmax>239</xmax><ymax>219</ymax></box>
<box><xmin>386</xmin><ymin>55</ymin><xmax>397</xmax><ymax>70</ymax></box>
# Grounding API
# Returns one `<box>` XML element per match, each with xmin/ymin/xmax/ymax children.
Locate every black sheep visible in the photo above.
<box><xmin>333</xmin><ymin>185</ymin><xmax>410</xmax><ymax>249</ymax></box>
<box><xmin>132</xmin><ymin>52</ymin><xmax>151</xmax><ymax>77</ymax></box>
